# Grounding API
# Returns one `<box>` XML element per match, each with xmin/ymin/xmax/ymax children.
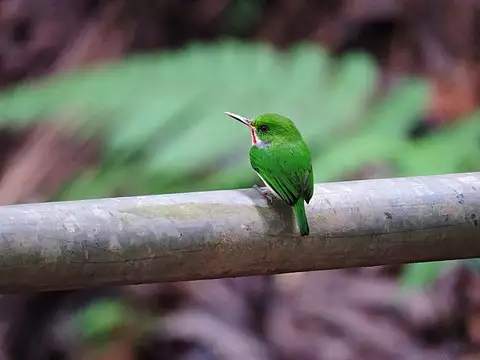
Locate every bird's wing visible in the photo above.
<box><xmin>249</xmin><ymin>142</ymin><xmax>313</xmax><ymax>206</ymax></box>
<box><xmin>304</xmin><ymin>162</ymin><xmax>314</xmax><ymax>204</ymax></box>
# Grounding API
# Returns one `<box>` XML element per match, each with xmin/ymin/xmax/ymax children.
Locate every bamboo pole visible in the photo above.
<box><xmin>0</xmin><ymin>172</ymin><xmax>479</xmax><ymax>292</ymax></box>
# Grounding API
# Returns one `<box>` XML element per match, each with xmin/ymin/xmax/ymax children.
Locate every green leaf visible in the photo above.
<box><xmin>76</xmin><ymin>299</ymin><xmax>129</xmax><ymax>345</ymax></box>
<box><xmin>0</xmin><ymin>41</ymin><xmax>441</xmax><ymax>199</ymax></box>
<box><xmin>400</xmin><ymin>261</ymin><xmax>460</xmax><ymax>290</ymax></box>
<box><xmin>396</xmin><ymin>111</ymin><xmax>480</xmax><ymax>177</ymax></box>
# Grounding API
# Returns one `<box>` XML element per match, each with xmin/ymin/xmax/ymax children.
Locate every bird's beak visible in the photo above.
<box><xmin>225</xmin><ymin>112</ymin><xmax>252</xmax><ymax>128</ymax></box>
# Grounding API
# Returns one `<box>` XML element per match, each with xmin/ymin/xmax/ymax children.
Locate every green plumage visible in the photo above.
<box><xmin>226</xmin><ymin>112</ymin><xmax>314</xmax><ymax>236</ymax></box>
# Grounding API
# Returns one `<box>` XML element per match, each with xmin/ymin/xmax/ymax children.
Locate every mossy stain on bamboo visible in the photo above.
<box><xmin>120</xmin><ymin>203</ymin><xmax>273</xmax><ymax>221</ymax></box>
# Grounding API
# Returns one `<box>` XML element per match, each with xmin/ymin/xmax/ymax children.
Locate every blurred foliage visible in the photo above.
<box><xmin>0</xmin><ymin>40</ymin><xmax>479</xmax><ymax>289</ymax></box>
<box><xmin>400</xmin><ymin>261</ymin><xmax>459</xmax><ymax>290</ymax></box>
<box><xmin>76</xmin><ymin>299</ymin><xmax>131</xmax><ymax>346</ymax></box>
<box><xmin>75</xmin><ymin>298</ymin><xmax>150</xmax><ymax>359</ymax></box>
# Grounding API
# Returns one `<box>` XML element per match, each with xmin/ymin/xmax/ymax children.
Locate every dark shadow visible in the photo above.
<box><xmin>243</xmin><ymin>185</ymin><xmax>295</xmax><ymax>237</ymax></box>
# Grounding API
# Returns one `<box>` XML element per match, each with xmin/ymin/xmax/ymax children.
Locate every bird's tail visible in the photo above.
<box><xmin>293</xmin><ymin>199</ymin><xmax>309</xmax><ymax>236</ymax></box>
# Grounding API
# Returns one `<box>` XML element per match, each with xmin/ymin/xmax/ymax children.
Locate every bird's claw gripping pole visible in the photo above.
<box><xmin>253</xmin><ymin>184</ymin><xmax>275</xmax><ymax>204</ymax></box>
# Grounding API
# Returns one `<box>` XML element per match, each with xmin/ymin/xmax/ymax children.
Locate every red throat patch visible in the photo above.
<box><xmin>250</xmin><ymin>128</ymin><xmax>257</xmax><ymax>145</ymax></box>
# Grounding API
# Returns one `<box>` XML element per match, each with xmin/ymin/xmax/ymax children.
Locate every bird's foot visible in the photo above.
<box><xmin>253</xmin><ymin>184</ymin><xmax>275</xmax><ymax>204</ymax></box>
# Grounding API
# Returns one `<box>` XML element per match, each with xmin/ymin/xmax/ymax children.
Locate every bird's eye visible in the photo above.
<box><xmin>258</xmin><ymin>125</ymin><xmax>269</xmax><ymax>132</ymax></box>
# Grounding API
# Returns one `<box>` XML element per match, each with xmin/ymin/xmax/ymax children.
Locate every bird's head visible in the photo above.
<box><xmin>225</xmin><ymin>112</ymin><xmax>302</xmax><ymax>146</ymax></box>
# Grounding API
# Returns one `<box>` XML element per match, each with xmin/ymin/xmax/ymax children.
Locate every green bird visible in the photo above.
<box><xmin>225</xmin><ymin>112</ymin><xmax>314</xmax><ymax>236</ymax></box>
